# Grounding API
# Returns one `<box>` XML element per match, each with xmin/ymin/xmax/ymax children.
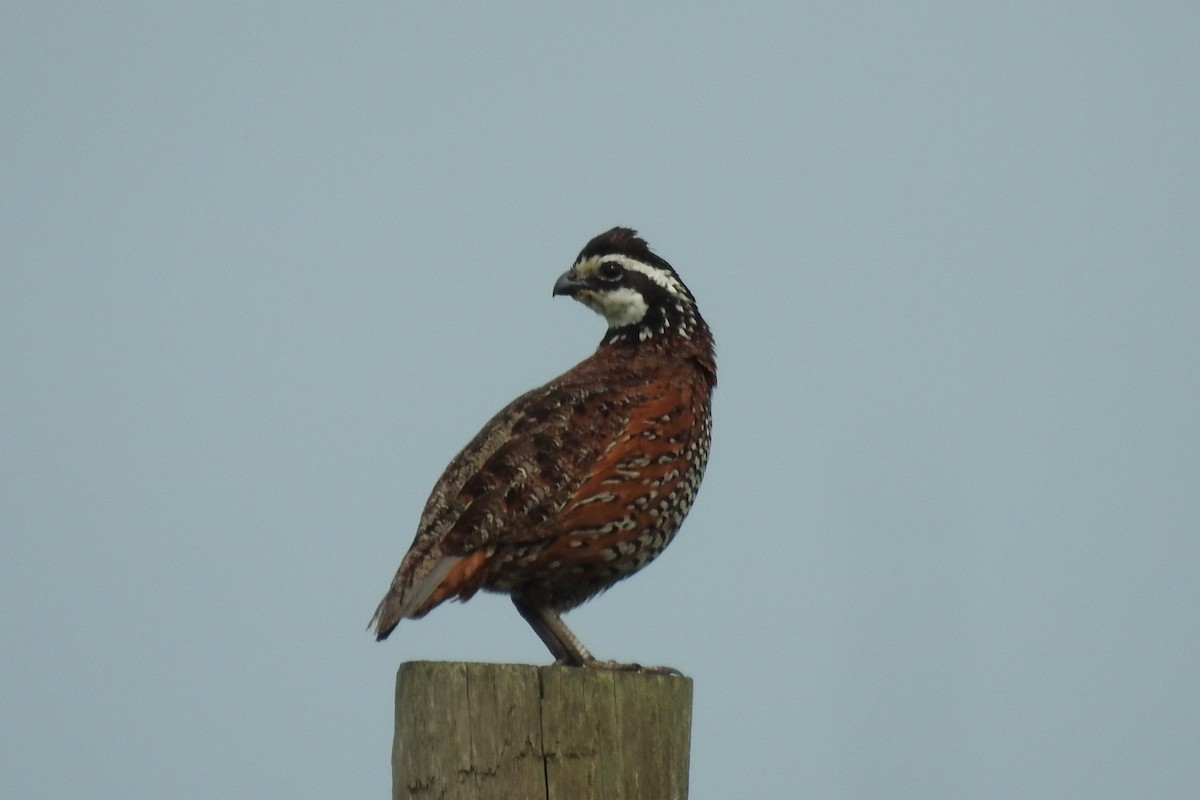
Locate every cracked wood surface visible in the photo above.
<box><xmin>392</xmin><ymin>661</ymin><xmax>692</xmax><ymax>800</ymax></box>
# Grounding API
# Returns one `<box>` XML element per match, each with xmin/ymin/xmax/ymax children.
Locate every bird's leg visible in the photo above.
<box><xmin>512</xmin><ymin>597</ymin><xmax>681</xmax><ymax>674</ymax></box>
<box><xmin>513</xmin><ymin>597</ymin><xmax>593</xmax><ymax>666</ymax></box>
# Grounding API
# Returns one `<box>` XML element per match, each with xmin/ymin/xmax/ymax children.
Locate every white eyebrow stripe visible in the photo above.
<box><xmin>579</xmin><ymin>254</ymin><xmax>685</xmax><ymax>298</ymax></box>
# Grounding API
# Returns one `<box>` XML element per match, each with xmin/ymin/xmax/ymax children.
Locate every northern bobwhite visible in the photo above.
<box><xmin>370</xmin><ymin>227</ymin><xmax>716</xmax><ymax>668</ymax></box>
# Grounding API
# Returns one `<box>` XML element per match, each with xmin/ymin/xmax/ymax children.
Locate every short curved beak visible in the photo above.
<box><xmin>552</xmin><ymin>269</ymin><xmax>586</xmax><ymax>297</ymax></box>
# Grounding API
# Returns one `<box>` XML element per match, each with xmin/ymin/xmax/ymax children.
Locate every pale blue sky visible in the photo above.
<box><xmin>3</xmin><ymin>3</ymin><xmax>1198</xmax><ymax>798</ymax></box>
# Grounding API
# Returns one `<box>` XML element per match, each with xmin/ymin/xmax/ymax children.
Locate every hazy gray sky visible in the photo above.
<box><xmin>3</xmin><ymin>3</ymin><xmax>1198</xmax><ymax>798</ymax></box>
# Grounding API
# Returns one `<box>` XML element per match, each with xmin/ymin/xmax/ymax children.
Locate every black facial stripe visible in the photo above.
<box><xmin>597</xmin><ymin>268</ymin><xmax>667</xmax><ymax>306</ymax></box>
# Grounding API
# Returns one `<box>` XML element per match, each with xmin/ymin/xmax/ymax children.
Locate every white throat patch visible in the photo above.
<box><xmin>581</xmin><ymin>286</ymin><xmax>649</xmax><ymax>328</ymax></box>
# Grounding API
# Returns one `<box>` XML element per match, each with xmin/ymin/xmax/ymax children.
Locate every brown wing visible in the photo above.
<box><xmin>483</xmin><ymin>367</ymin><xmax>711</xmax><ymax>607</ymax></box>
<box><xmin>370</xmin><ymin>355</ymin><xmax>656</xmax><ymax>637</ymax></box>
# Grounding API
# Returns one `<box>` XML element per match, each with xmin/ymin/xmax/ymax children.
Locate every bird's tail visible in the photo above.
<box><xmin>370</xmin><ymin>552</ymin><xmax>486</xmax><ymax>640</ymax></box>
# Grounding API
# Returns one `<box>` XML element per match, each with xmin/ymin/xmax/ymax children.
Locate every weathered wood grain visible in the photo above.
<box><xmin>393</xmin><ymin>662</ymin><xmax>692</xmax><ymax>799</ymax></box>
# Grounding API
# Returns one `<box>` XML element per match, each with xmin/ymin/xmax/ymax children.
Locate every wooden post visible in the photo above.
<box><xmin>393</xmin><ymin>661</ymin><xmax>693</xmax><ymax>800</ymax></box>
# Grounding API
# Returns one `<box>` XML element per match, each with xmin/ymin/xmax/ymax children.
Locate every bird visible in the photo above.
<box><xmin>370</xmin><ymin>227</ymin><xmax>716</xmax><ymax>669</ymax></box>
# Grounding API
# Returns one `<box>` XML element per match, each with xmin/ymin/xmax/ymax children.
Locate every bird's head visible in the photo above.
<box><xmin>553</xmin><ymin>227</ymin><xmax>705</xmax><ymax>345</ymax></box>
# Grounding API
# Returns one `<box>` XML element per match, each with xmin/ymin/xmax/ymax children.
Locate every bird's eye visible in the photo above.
<box><xmin>598</xmin><ymin>261</ymin><xmax>624</xmax><ymax>281</ymax></box>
